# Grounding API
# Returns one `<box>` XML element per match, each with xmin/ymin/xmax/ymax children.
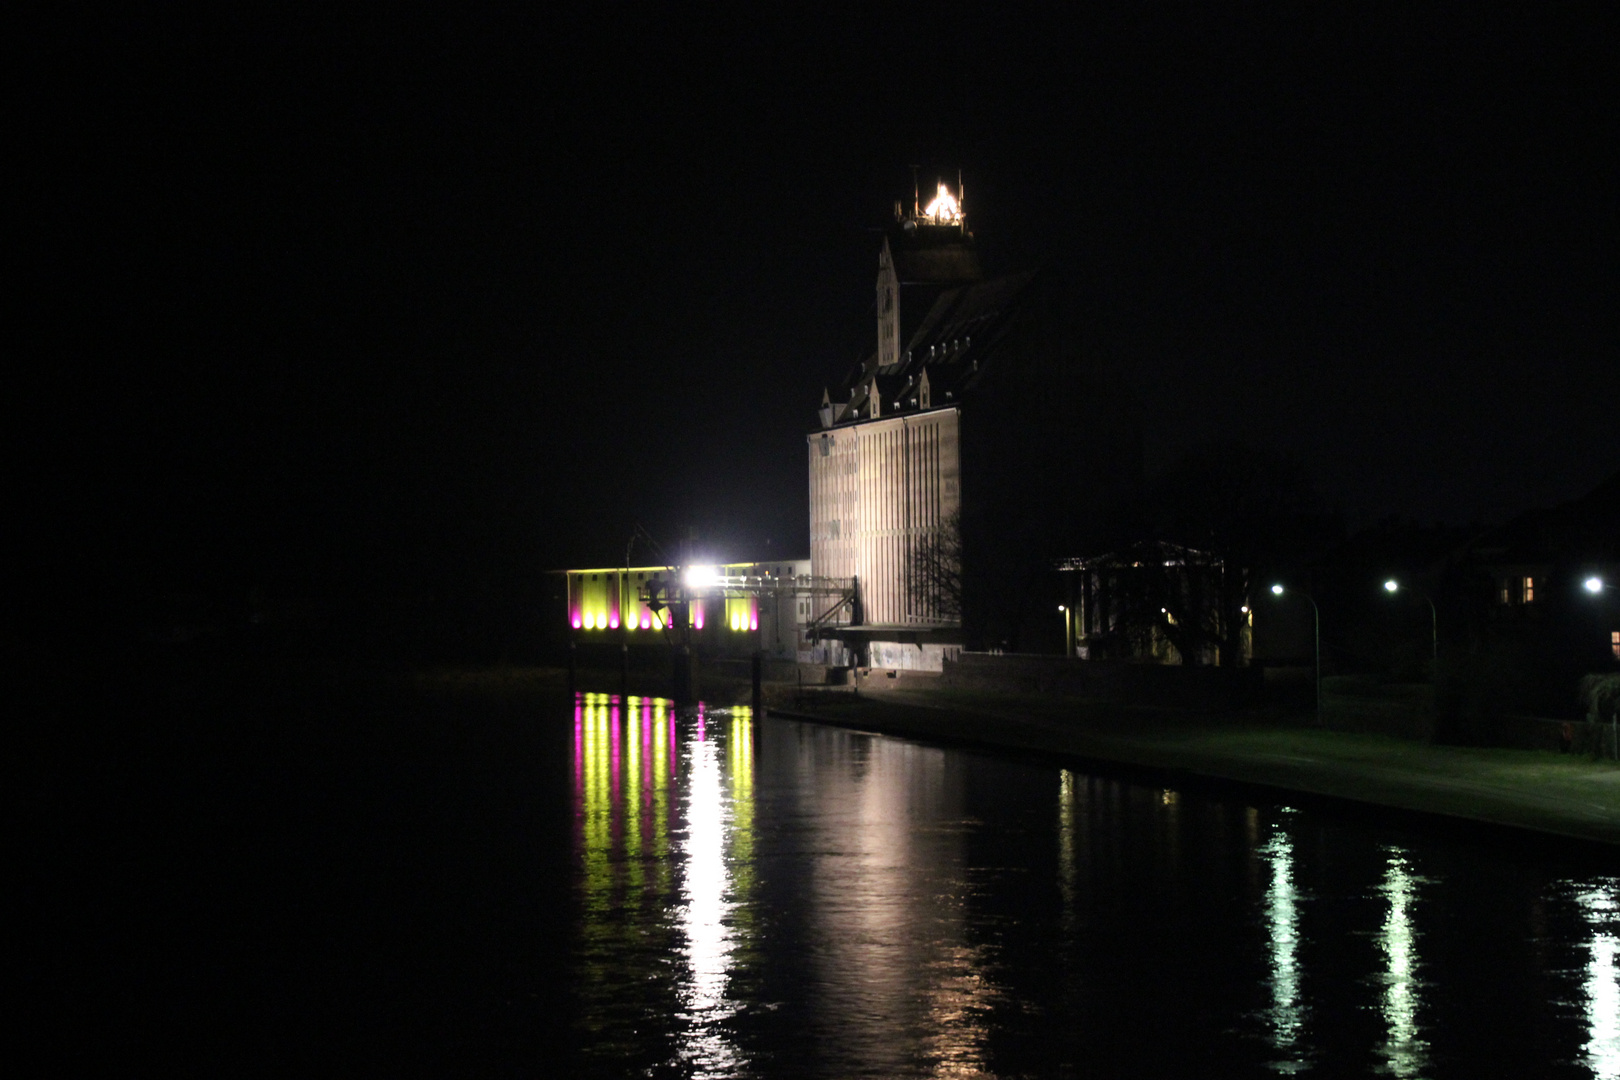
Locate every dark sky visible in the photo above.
<box><xmin>28</xmin><ymin>6</ymin><xmax>1617</xmax><ymax>598</ymax></box>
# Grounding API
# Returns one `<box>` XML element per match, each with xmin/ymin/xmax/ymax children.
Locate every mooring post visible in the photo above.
<box><xmin>751</xmin><ymin>650</ymin><xmax>763</xmax><ymax>713</ymax></box>
<box><xmin>673</xmin><ymin>644</ymin><xmax>694</xmax><ymax>706</ymax></box>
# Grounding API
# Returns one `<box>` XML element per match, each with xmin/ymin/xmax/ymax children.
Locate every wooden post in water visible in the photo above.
<box><xmin>673</xmin><ymin>645</ymin><xmax>695</xmax><ymax>706</ymax></box>
<box><xmin>751</xmin><ymin>650</ymin><xmax>763</xmax><ymax>713</ymax></box>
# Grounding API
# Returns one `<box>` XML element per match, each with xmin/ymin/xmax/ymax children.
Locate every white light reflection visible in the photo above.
<box><xmin>1259</xmin><ymin>812</ymin><xmax>1309</xmax><ymax>1074</ymax></box>
<box><xmin>675</xmin><ymin>712</ymin><xmax>742</xmax><ymax>1078</ymax></box>
<box><xmin>1576</xmin><ymin>879</ymin><xmax>1620</xmax><ymax>1079</ymax></box>
<box><xmin>1373</xmin><ymin>846</ymin><xmax>1429</xmax><ymax>1077</ymax></box>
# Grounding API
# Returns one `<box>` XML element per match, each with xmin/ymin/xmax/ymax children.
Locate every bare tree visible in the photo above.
<box><xmin>909</xmin><ymin>509</ymin><xmax>963</xmax><ymax>624</ymax></box>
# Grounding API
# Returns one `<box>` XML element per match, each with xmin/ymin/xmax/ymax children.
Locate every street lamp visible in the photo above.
<box><xmin>1585</xmin><ymin>576</ymin><xmax>1608</xmax><ymax>595</ymax></box>
<box><xmin>1270</xmin><ymin>584</ymin><xmax>1320</xmax><ymax>723</ymax></box>
<box><xmin>1383</xmin><ymin>579</ymin><xmax>1438</xmax><ymax>670</ymax></box>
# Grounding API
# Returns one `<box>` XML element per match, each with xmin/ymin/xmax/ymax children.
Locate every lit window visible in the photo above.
<box><xmin>1523</xmin><ymin>576</ymin><xmax>1535</xmax><ymax>603</ymax></box>
<box><xmin>1612</xmin><ymin>631</ymin><xmax>1619</xmax><ymax>660</ymax></box>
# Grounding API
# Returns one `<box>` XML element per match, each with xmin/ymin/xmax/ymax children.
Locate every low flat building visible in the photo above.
<box><xmin>563</xmin><ymin>559</ymin><xmax>813</xmax><ymax>662</ymax></box>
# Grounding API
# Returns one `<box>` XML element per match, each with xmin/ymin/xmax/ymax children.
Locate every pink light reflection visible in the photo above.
<box><xmin>610</xmin><ymin>704</ymin><xmax>621</xmax><ymax>810</ymax></box>
<box><xmin>572</xmin><ymin>698</ymin><xmax>583</xmax><ymax>795</ymax></box>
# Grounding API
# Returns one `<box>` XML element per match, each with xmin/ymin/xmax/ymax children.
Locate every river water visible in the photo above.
<box><xmin>568</xmin><ymin>692</ymin><xmax>1619</xmax><ymax>1079</ymax></box>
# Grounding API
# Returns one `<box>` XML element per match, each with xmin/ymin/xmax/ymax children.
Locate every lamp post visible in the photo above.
<box><xmin>1583</xmin><ymin>576</ymin><xmax>1617</xmax><ymax>759</ymax></box>
<box><xmin>1383</xmin><ymin>579</ymin><xmax>1438</xmax><ymax>670</ymax></box>
<box><xmin>1058</xmin><ymin>604</ymin><xmax>1071</xmax><ymax>657</ymax></box>
<box><xmin>1270</xmin><ymin>584</ymin><xmax>1320</xmax><ymax>723</ymax></box>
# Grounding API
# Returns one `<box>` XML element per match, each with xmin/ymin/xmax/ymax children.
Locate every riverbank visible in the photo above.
<box><xmin>766</xmin><ymin>684</ymin><xmax>1620</xmax><ymax>848</ymax></box>
<box><xmin>402</xmin><ymin>663</ymin><xmax>1620</xmax><ymax>847</ymax></box>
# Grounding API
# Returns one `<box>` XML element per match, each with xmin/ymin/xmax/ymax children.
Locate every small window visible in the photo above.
<box><xmin>1524</xmin><ymin>576</ymin><xmax>1535</xmax><ymax>603</ymax></box>
<box><xmin>1612</xmin><ymin>631</ymin><xmax>1619</xmax><ymax>660</ymax></box>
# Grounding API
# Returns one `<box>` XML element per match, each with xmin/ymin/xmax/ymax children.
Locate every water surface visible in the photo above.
<box><xmin>569</xmin><ymin>692</ymin><xmax>1619</xmax><ymax>1078</ymax></box>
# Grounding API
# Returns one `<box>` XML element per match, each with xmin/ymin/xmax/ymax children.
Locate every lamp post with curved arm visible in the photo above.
<box><xmin>1383</xmin><ymin>579</ymin><xmax>1438</xmax><ymax>672</ymax></box>
<box><xmin>1271</xmin><ymin>583</ymin><xmax>1320</xmax><ymax>724</ymax></box>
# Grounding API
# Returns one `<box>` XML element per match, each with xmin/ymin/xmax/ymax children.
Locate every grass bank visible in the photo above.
<box><xmin>765</xmin><ymin>684</ymin><xmax>1620</xmax><ymax>848</ymax></box>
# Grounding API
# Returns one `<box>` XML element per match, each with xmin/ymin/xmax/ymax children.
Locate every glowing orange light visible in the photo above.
<box><xmin>923</xmin><ymin>182</ymin><xmax>961</xmax><ymax>224</ymax></box>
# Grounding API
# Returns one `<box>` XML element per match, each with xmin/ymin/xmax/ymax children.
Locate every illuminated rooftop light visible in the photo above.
<box><xmin>1385</xmin><ymin>580</ymin><xmax>1400</xmax><ymax>593</ymax></box>
<box><xmin>1586</xmin><ymin>576</ymin><xmax>1605</xmax><ymax>594</ymax></box>
<box><xmin>922</xmin><ymin>182</ymin><xmax>961</xmax><ymax>224</ymax></box>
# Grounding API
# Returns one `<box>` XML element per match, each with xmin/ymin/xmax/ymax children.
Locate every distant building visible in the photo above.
<box><xmin>1454</xmin><ymin>470</ymin><xmax>1619</xmax><ymax>667</ymax></box>
<box><xmin>1058</xmin><ymin>542</ymin><xmax>1251</xmax><ymax>667</ymax></box>
<box><xmin>808</xmin><ymin>179</ymin><xmax>1141</xmax><ymax>667</ymax></box>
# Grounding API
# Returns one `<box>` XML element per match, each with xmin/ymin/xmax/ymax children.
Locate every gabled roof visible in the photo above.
<box><xmin>823</xmin><ymin>270</ymin><xmax>1039</xmax><ymax>427</ymax></box>
<box><xmin>1463</xmin><ymin>470</ymin><xmax>1620</xmax><ymax>565</ymax></box>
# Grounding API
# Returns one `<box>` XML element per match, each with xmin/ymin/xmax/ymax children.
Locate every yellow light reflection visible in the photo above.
<box><xmin>573</xmin><ymin>691</ymin><xmax>678</xmax><ymax>1059</ymax></box>
<box><xmin>1374</xmin><ymin>846</ymin><xmax>1429</xmax><ymax>1077</ymax></box>
<box><xmin>729</xmin><ymin>709</ymin><xmax>756</xmax><ymax>905</ymax></box>
<box><xmin>1576</xmin><ymin>879</ymin><xmax>1620</xmax><ymax>1080</ymax></box>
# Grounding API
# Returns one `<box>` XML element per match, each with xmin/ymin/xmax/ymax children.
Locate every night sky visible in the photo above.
<box><xmin>28</xmin><ymin>6</ymin><xmax>1617</xmax><ymax>604</ymax></box>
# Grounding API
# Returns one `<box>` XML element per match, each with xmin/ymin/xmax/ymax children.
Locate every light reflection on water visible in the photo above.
<box><xmin>1575</xmin><ymin>880</ymin><xmax>1620</xmax><ymax>1079</ymax></box>
<box><xmin>1374</xmin><ymin>846</ymin><xmax>1430</xmax><ymax>1078</ymax></box>
<box><xmin>799</xmin><ymin>731</ymin><xmax>996</xmax><ymax>1078</ymax></box>
<box><xmin>568</xmin><ymin>698</ymin><xmax>1620</xmax><ymax>1078</ymax></box>
<box><xmin>675</xmin><ymin>704</ymin><xmax>747</xmax><ymax>1076</ymax></box>
<box><xmin>1258</xmin><ymin>810</ymin><xmax>1309</xmax><ymax>1074</ymax></box>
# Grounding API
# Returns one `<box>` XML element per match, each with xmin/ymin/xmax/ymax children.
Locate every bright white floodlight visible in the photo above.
<box><xmin>684</xmin><ymin>565</ymin><xmax>718</xmax><ymax>590</ymax></box>
<box><xmin>1585</xmin><ymin>576</ymin><xmax>1605</xmax><ymax>594</ymax></box>
<box><xmin>1384</xmin><ymin>579</ymin><xmax>1399</xmax><ymax>593</ymax></box>
<box><xmin>1271</xmin><ymin>584</ymin><xmax>1284</xmax><ymax>596</ymax></box>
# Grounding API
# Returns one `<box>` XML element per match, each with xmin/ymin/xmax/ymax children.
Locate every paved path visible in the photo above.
<box><xmin>767</xmin><ymin>685</ymin><xmax>1620</xmax><ymax>847</ymax></box>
